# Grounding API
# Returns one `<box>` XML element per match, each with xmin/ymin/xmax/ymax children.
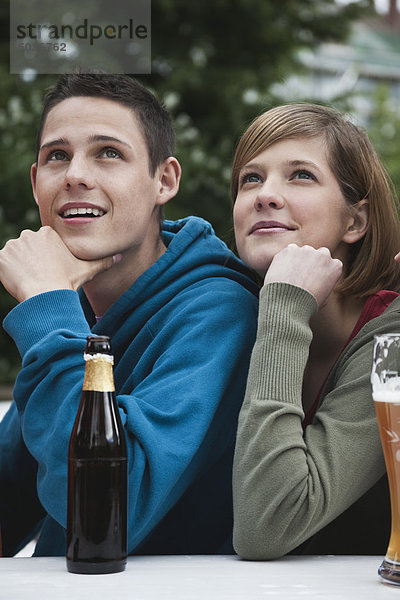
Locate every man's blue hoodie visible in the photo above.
<box><xmin>0</xmin><ymin>217</ymin><xmax>258</xmax><ymax>556</ymax></box>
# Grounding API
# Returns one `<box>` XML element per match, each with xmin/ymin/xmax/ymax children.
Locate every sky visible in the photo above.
<box><xmin>372</xmin><ymin>0</ymin><xmax>389</xmax><ymax>11</ymax></box>
<box><xmin>336</xmin><ymin>0</ymin><xmax>391</xmax><ymax>13</ymax></box>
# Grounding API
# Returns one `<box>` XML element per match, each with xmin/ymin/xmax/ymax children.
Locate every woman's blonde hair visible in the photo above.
<box><xmin>231</xmin><ymin>103</ymin><xmax>400</xmax><ymax>297</ymax></box>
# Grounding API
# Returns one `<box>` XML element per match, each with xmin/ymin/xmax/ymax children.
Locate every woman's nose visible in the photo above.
<box><xmin>254</xmin><ymin>181</ymin><xmax>285</xmax><ymax>211</ymax></box>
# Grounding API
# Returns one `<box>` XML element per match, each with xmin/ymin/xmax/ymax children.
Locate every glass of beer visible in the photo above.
<box><xmin>372</xmin><ymin>334</ymin><xmax>400</xmax><ymax>585</ymax></box>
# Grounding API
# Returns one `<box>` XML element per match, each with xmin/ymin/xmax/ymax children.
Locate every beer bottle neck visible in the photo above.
<box><xmin>82</xmin><ymin>354</ymin><xmax>115</xmax><ymax>392</ymax></box>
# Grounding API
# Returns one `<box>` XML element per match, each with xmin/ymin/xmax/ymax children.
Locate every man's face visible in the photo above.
<box><xmin>31</xmin><ymin>96</ymin><xmax>172</xmax><ymax>264</ymax></box>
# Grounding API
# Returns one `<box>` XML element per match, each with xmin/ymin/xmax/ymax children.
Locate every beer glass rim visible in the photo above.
<box><xmin>374</xmin><ymin>333</ymin><xmax>400</xmax><ymax>343</ymax></box>
<box><xmin>374</xmin><ymin>331</ymin><xmax>400</xmax><ymax>348</ymax></box>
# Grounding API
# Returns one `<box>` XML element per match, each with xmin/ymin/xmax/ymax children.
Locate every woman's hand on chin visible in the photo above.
<box><xmin>263</xmin><ymin>244</ymin><xmax>343</xmax><ymax>307</ymax></box>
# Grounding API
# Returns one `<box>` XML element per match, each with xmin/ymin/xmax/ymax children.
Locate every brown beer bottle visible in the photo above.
<box><xmin>66</xmin><ymin>336</ymin><xmax>127</xmax><ymax>574</ymax></box>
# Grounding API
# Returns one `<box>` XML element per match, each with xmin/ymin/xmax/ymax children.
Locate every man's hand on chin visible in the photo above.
<box><xmin>0</xmin><ymin>226</ymin><xmax>121</xmax><ymax>303</ymax></box>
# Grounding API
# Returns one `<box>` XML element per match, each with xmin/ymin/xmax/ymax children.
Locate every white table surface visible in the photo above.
<box><xmin>0</xmin><ymin>401</ymin><xmax>396</xmax><ymax>597</ymax></box>
<box><xmin>0</xmin><ymin>400</ymin><xmax>11</xmax><ymax>421</ymax></box>
<box><xmin>0</xmin><ymin>555</ymin><xmax>398</xmax><ymax>600</ymax></box>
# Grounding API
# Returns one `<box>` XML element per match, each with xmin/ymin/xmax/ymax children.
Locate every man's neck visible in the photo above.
<box><xmin>83</xmin><ymin>238</ymin><xmax>167</xmax><ymax>318</ymax></box>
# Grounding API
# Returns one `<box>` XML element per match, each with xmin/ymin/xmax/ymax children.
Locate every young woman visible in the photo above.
<box><xmin>232</xmin><ymin>103</ymin><xmax>400</xmax><ymax>559</ymax></box>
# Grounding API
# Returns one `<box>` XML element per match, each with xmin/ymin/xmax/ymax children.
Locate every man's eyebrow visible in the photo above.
<box><xmin>39</xmin><ymin>135</ymin><xmax>133</xmax><ymax>152</ymax></box>
<box><xmin>39</xmin><ymin>138</ymin><xmax>68</xmax><ymax>152</ymax></box>
<box><xmin>88</xmin><ymin>134</ymin><xmax>132</xmax><ymax>148</ymax></box>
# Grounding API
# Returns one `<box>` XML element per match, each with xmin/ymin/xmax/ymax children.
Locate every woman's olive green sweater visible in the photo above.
<box><xmin>233</xmin><ymin>282</ymin><xmax>400</xmax><ymax>559</ymax></box>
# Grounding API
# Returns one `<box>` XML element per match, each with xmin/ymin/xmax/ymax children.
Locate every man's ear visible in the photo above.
<box><xmin>156</xmin><ymin>157</ymin><xmax>181</xmax><ymax>207</ymax></box>
<box><xmin>30</xmin><ymin>163</ymin><xmax>39</xmax><ymax>206</ymax></box>
<box><xmin>342</xmin><ymin>199</ymin><xmax>369</xmax><ymax>244</ymax></box>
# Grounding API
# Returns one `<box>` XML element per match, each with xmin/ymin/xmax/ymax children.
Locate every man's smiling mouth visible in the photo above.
<box><xmin>62</xmin><ymin>207</ymin><xmax>105</xmax><ymax>218</ymax></box>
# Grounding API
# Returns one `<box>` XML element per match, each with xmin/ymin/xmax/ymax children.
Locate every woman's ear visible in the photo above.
<box><xmin>342</xmin><ymin>199</ymin><xmax>369</xmax><ymax>244</ymax></box>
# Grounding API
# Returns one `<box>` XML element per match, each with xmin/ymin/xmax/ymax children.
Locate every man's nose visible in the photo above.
<box><xmin>64</xmin><ymin>157</ymin><xmax>95</xmax><ymax>190</ymax></box>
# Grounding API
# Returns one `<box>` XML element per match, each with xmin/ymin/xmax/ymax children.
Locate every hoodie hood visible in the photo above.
<box><xmin>80</xmin><ymin>217</ymin><xmax>258</xmax><ymax>330</ymax></box>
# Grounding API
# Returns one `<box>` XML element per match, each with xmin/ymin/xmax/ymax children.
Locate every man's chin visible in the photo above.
<box><xmin>66</xmin><ymin>246</ymin><xmax>105</xmax><ymax>262</ymax></box>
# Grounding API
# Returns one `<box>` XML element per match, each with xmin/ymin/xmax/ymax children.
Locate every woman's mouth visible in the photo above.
<box><xmin>250</xmin><ymin>221</ymin><xmax>294</xmax><ymax>234</ymax></box>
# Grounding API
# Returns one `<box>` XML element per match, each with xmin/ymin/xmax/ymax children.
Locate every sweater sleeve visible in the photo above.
<box><xmin>232</xmin><ymin>282</ymin><xmax>387</xmax><ymax>560</ymax></box>
<box><xmin>2</xmin><ymin>284</ymin><xmax>258</xmax><ymax>554</ymax></box>
<box><xmin>0</xmin><ymin>403</ymin><xmax>46</xmax><ymax>556</ymax></box>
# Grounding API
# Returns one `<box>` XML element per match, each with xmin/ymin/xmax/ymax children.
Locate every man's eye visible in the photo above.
<box><xmin>49</xmin><ymin>150</ymin><xmax>68</xmax><ymax>161</ymax></box>
<box><xmin>101</xmin><ymin>148</ymin><xmax>121</xmax><ymax>159</ymax></box>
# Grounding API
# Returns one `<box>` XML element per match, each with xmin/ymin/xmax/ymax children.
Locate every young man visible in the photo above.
<box><xmin>0</xmin><ymin>74</ymin><xmax>258</xmax><ymax>556</ymax></box>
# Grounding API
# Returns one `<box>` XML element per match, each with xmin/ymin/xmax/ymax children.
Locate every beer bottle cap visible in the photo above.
<box><xmin>85</xmin><ymin>335</ymin><xmax>112</xmax><ymax>356</ymax></box>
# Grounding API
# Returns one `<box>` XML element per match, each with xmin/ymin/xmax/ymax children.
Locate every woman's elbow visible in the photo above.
<box><xmin>233</xmin><ymin>521</ymin><xmax>289</xmax><ymax>561</ymax></box>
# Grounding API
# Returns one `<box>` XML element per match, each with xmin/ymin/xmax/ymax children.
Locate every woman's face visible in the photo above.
<box><xmin>233</xmin><ymin>135</ymin><xmax>355</xmax><ymax>278</ymax></box>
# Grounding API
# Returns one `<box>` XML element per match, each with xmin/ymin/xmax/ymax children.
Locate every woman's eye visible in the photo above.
<box><xmin>48</xmin><ymin>150</ymin><xmax>68</xmax><ymax>161</ymax></box>
<box><xmin>292</xmin><ymin>170</ymin><xmax>315</xmax><ymax>181</ymax></box>
<box><xmin>241</xmin><ymin>173</ymin><xmax>262</xmax><ymax>185</ymax></box>
<box><xmin>101</xmin><ymin>148</ymin><xmax>121</xmax><ymax>159</ymax></box>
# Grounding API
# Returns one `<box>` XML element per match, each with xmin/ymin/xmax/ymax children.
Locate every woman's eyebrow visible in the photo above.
<box><xmin>240</xmin><ymin>158</ymin><xmax>322</xmax><ymax>172</ymax></box>
<box><xmin>287</xmin><ymin>159</ymin><xmax>321</xmax><ymax>170</ymax></box>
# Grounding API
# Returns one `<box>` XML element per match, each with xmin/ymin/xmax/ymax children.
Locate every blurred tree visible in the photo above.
<box><xmin>0</xmin><ymin>0</ymin><xmax>374</xmax><ymax>382</ymax></box>
<box><xmin>148</xmin><ymin>0</ymin><xmax>374</xmax><ymax>241</ymax></box>
<box><xmin>366</xmin><ymin>84</ymin><xmax>400</xmax><ymax>196</ymax></box>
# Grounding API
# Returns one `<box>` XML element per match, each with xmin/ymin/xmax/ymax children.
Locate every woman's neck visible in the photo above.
<box><xmin>302</xmin><ymin>291</ymin><xmax>365</xmax><ymax>413</ymax></box>
<box><xmin>312</xmin><ymin>292</ymin><xmax>363</xmax><ymax>353</ymax></box>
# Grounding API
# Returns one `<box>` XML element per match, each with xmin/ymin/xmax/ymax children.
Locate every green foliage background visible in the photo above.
<box><xmin>0</xmin><ymin>0</ymin><xmax>390</xmax><ymax>383</ymax></box>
